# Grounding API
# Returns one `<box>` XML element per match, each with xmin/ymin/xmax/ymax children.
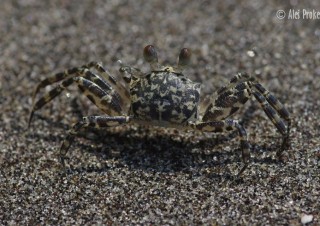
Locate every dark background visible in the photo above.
<box><xmin>1</xmin><ymin>0</ymin><xmax>319</xmax><ymax>224</ymax></box>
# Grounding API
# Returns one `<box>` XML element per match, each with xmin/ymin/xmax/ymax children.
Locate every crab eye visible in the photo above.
<box><xmin>143</xmin><ymin>45</ymin><xmax>158</xmax><ymax>63</ymax></box>
<box><xmin>178</xmin><ymin>48</ymin><xmax>191</xmax><ymax>67</ymax></box>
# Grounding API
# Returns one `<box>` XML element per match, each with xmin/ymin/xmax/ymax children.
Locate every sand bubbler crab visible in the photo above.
<box><xmin>29</xmin><ymin>45</ymin><xmax>291</xmax><ymax>175</ymax></box>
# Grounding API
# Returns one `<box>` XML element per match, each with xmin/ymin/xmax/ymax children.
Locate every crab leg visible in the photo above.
<box><xmin>216</xmin><ymin>72</ymin><xmax>254</xmax><ymax>95</ymax></box>
<box><xmin>29</xmin><ymin>77</ymin><xmax>74</xmax><ymax>127</ymax></box>
<box><xmin>205</xmin><ymin>72</ymin><xmax>290</xmax><ymax>127</ymax></box>
<box><xmin>32</xmin><ymin>62</ymin><xmax>130</xmax><ymax>106</ymax></box>
<box><xmin>202</xmin><ymin>74</ymin><xmax>290</xmax><ymax>152</ymax></box>
<box><xmin>60</xmin><ymin>116</ymin><xmax>131</xmax><ymax>165</ymax></box>
<box><xmin>189</xmin><ymin>119</ymin><xmax>250</xmax><ymax>175</ymax></box>
<box><xmin>202</xmin><ymin>87</ymin><xmax>251</xmax><ymax>121</ymax></box>
<box><xmin>29</xmin><ymin>70</ymin><xmax>125</xmax><ymax>127</ymax></box>
<box><xmin>85</xmin><ymin>62</ymin><xmax>130</xmax><ymax>103</ymax></box>
<box><xmin>253</xmin><ymin>83</ymin><xmax>291</xmax><ymax>131</ymax></box>
<box><xmin>31</xmin><ymin>67</ymin><xmax>82</xmax><ymax>105</ymax></box>
<box><xmin>200</xmin><ymin>72</ymin><xmax>254</xmax><ymax>112</ymax></box>
<box><xmin>252</xmin><ymin>89</ymin><xmax>290</xmax><ymax>153</ymax></box>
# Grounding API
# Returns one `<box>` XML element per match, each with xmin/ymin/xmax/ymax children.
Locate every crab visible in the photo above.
<box><xmin>29</xmin><ymin>45</ymin><xmax>291</xmax><ymax>175</ymax></box>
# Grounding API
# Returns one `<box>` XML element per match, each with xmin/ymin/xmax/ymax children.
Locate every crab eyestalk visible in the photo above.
<box><xmin>177</xmin><ymin>48</ymin><xmax>191</xmax><ymax>71</ymax></box>
<box><xmin>143</xmin><ymin>45</ymin><xmax>159</xmax><ymax>70</ymax></box>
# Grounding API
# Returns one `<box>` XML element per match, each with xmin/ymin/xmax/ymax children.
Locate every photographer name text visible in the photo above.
<box><xmin>276</xmin><ymin>9</ymin><xmax>320</xmax><ymax>20</ymax></box>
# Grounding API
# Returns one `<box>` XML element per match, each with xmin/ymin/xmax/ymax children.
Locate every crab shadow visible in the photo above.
<box><xmin>60</xmin><ymin>124</ymin><xmax>282</xmax><ymax>180</ymax></box>
<box><xmin>31</xmin><ymin>103</ymin><xmax>284</xmax><ymax>180</ymax></box>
